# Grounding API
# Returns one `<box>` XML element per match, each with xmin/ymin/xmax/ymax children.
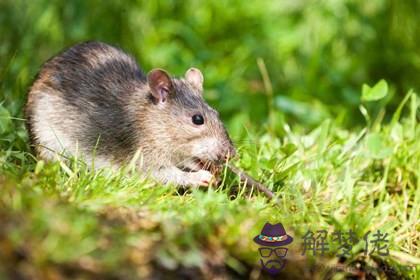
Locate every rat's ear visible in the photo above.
<box><xmin>185</xmin><ymin>67</ymin><xmax>203</xmax><ymax>91</ymax></box>
<box><xmin>147</xmin><ymin>69</ymin><xmax>173</xmax><ymax>103</ymax></box>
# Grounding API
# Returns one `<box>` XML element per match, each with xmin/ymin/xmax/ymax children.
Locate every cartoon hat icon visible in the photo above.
<box><xmin>254</xmin><ymin>223</ymin><xmax>293</xmax><ymax>247</ymax></box>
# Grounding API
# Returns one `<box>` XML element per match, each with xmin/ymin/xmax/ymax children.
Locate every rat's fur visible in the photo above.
<box><xmin>25</xmin><ymin>41</ymin><xmax>235</xmax><ymax>186</ymax></box>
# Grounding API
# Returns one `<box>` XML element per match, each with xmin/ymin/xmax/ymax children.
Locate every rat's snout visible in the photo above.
<box><xmin>227</xmin><ymin>145</ymin><xmax>236</xmax><ymax>159</ymax></box>
<box><xmin>216</xmin><ymin>144</ymin><xmax>236</xmax><ymax>162</ymax></box>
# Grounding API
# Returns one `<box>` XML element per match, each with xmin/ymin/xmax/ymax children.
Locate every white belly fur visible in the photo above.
<box><xmin>31</xmin><ymin>90</ymin><xmax>114</xmax><ymax>170</ymax></box>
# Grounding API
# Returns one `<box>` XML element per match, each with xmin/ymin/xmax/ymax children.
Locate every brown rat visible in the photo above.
<box><xmin>25</xmin><ymin>41</ymin><xmax>235</xmax><ymax>186</ymax></box>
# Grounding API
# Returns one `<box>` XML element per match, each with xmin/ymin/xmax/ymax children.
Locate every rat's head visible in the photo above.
<box><xmin>144</xmin><ymin>68</ymin><xmax>235</xmax><ymax>171</ymax></box>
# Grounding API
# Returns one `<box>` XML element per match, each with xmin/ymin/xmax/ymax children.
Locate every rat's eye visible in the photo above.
<box><xmin>192</xmin><ymin>114</ymin><xmax>204</xmax><ymax>125</ymax></box>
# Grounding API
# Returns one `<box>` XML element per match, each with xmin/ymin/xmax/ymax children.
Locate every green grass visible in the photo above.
<box><xmin>1</xmin><ymin>1</ymin><xmax>419</xmax><ymax>278</ymax></box>
<box><xmin>0</xmin><ymin>90</ymin><xmax>418</xmax><ymax>279</ymax></box>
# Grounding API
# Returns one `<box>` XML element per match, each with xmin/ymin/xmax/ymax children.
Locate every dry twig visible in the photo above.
<box><xmin>226</xmin><ymin>164</ymin><xmax>276</xmax><ymax>201</ymax></box>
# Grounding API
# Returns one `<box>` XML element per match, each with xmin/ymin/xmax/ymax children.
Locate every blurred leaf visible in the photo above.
<box><xmin>0</xmin><ymin>105</ymin><xmax>12</xmax><ymax>134</ymax></box>
<box><xmin>365</xmin><ymin>133</ymin><xmax>393</xmax><ymax>159</ymax></box>
<box><xmin>35</xmin><ymin>160</ymin><xmax>45</xmax><ymax>175</ymax></box>
<box><xmin>361</xmin><ymin>80</ymin><xmax>388</xmax><ymax>102</ymax></box>
<box><xmin>280</xmin><ymin>143</ymin><xmax>297</xmax><ymax>156</ymax></box>
<box><xmin>241</xmin><ymin>152</ymin><xmax>253</xmax><ymax>169</ymax></box>
<box><xmin>275</xmin><ymin>96</ymin><xmax>329</xmax><ymax>125</ymax></box>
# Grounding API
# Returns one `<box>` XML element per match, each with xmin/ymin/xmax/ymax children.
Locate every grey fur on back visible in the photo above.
<box><xmin>26</xmin><ymin>41</ymin><xmax>145</xmax><ymax>163</ymax></box>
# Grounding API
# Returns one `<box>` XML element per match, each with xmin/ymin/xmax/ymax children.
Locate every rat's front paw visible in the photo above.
<box><xmin>189</xmin><ymin>170</ymin><xmax>214</xmax><ymax>186</ymax></box>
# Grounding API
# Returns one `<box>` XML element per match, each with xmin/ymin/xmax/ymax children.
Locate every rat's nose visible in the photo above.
<box><xmin>227</xmin><ymin>146</ymin><xmax>236</xmax><ymax>159</ymax></box>
<box><xmin>220</xmin><ymin>146</ymin><xmax>236</xmax><ymax>161</ymax></box>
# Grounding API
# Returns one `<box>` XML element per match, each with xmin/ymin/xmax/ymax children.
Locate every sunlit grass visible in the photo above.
<box><xmin>0</xmin><ymin>92</ymin><xmax>418</xmax><ymax>279</ymax></box>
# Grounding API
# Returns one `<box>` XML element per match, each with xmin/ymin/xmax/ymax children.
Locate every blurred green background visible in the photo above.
<box><xmin>0</xmin><ymin>0</ymin><xmax>419</xmax><ymax>144</ymax></box>
<box><xmin>0</xmin><ymin>2</ymin><xmax>419</xmax><ymax>278</ymax></box>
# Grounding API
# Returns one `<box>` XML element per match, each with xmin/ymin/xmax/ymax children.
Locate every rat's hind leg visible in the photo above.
<box><xmin>30</xmin><ymin>92</ymin><xmax>77</xmax><ymax>160</ymax></box>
